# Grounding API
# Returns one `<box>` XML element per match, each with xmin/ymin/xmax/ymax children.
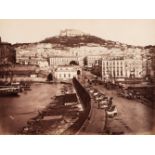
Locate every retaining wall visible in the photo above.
<box><xmin>62</xmin><ymin>77</ymin><xmax>91</xmax><ymax>134</ymax></box>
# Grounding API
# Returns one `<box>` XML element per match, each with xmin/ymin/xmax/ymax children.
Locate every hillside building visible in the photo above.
<box><xmin>86</xmin><ymin>55</ymin><xmax>102</xmax><ymax>67</ymax></box>
<box><xmin>50</xmin><ymin>56</ymin><xmax>83</xmax><ymax>67</ymax></box>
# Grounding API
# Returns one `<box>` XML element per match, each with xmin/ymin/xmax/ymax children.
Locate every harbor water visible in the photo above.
<box><xmin>0</xmin><ymin>83</ymin><xmax>62</xmax><ymax>134</ymax></box>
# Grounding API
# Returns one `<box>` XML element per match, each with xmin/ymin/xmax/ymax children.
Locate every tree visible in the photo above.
<box><xmin>0</xmin><ymin>59</ymin><xmax>13</xmax><ymax>82</ymax></box>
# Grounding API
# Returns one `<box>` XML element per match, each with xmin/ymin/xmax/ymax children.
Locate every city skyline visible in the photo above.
<box><xmin>0</xmin><ymin>19</ymin><xmax>155</xmax><ymax>46</ymax></box>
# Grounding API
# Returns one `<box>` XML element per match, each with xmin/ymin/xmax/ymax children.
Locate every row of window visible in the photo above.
<box><xmin>102</xmin><ymin>61</ymin><xmax>124</xmax><ymax>67</ymax></box>
<box><xmin>58</xmin><ymin>73</ymin><xmax>75</xmax><ymax>78</ymax></box>
<box><xmin>103</xmin><ymin>71</ymin><xmax>123</xmax><ymax>77</ymax></box>
<box><xmin>104</xmin><ymin>66</ymin><xmax>124</xmax><ymax>69</ymax></box>
<box><xmin>103</xmin><ymin>70</ymin><xmax>142</xmax><ymax>77</ymax></box>
<box><xmin>104</xmin><ymin>67</ymin><xmax>123</xmax><ymax>71</ymax></box>
<box><xmin>103</xmin><ymin>68</ymin><xmax>124</xmax><ymax>77</ymax></box>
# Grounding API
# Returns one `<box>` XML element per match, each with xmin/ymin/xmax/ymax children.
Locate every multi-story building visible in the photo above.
<box><xmin>98</xmin><ymin>56</ymin><xmax>143</xmax><ymax>82</ymax></box>
<box><xmin>16</xmin><ymin>55</ymin><xmax>49</xmax><ymax>67</ymax></box>
<box><xmin>54</xmin><ymin>65</ymin><xmax>82</xmax><ymax>81</ymax></box>
<box><xmin>50</xmin><ymin>56</ymin><xmax>83</xmax><ymax>67</ymax></box>
<box><xmin>124</xmin><ymin>58</ymin><xmax>143</xmax><ymax>78</ymax></box>
<box><xmin>146</xmin><ymin>47</ymin><xmax>155</xmax><ymax>82</ymax></box>
<box><xmin>15</xmin><ymin>43</ymin><xmax>110</xmax><ymax>68</ymax></box>
<box><xmin>86</xmin><ymin>55</ymin><xmax>102</xmax><ymax>67</ymax></box>
<box><xmin>100</xmin><ymin>57</ymin><xmax>124</xmax><ymax>82</ymax></box>
<box><xmin>16</xmin><ymin>57</ymin><xmax>29</xmax><ymax>65</ymax></box>
<box><xmin>152</xmin><ymin>53</ymin><xmax>155</xmax><ymax>81</ymax></box>
<box><xmin>15</xmin><ymin>31</ymin><xmax>147</xmax><ymax>74</ymax></box>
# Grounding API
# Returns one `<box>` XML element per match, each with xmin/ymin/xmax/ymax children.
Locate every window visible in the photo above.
<box><xmin>64</xmin><ymin>74</ymin><xmax>66</xmax><ymax>78</ymax></box>
<box><xmin>117</xmin><ymin>71</ymin><xmax>119</xmax><ymax>76</ymax></box>
<box><xmin>120</xmin><ymin>70</ymin><xmax>123</xmax><ymax>76</ymax></box>
<box><xmin>120</xmin><ymin>61</ymin><xmax>122</xmax><ymax>66</ymax></box>
<box><xmin>68</xmin><ymin>73</ymin><xmax>71</xmax><ymax>78</ymax></box>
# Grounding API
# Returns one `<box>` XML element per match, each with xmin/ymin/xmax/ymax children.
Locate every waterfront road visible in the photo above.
<box><xmin>0</xmin><ymin>83</ymin><xmax>63</xmax><ymax>134</ymax></box>
<box><xmin>80</xmin><ymin>71</ymin><xmax>155</xmax><ymax>134</ymax></box>
<box><xmin>93</xmin><ymin>85</ymin><xmax>155</xmax><ymax>134</ymax></box>
<box><xmin>77</xmin><ymin>96</ymin><xmax>106</xmax><ymax>135</ymax></box>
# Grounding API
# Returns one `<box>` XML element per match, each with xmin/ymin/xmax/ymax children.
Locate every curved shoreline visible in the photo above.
<box><xmin>17</xmin><ymin>81</ymin><xmax>89</xmax><ymax>135</ymax></box>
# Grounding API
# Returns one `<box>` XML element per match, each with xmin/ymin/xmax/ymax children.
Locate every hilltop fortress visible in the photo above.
<box><xmin>59</xmin><ymin>29</ymin><xmax>88</xmax><ymax>37</ymax></box>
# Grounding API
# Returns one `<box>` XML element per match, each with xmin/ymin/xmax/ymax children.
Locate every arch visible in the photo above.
<box><xmin>69</xmin><ymin>60</ymin><xmax>79</xmax><ymax>65</ymax></box>
<box><xmin>47</xmin><ymin>73</ymin><xmax>53</xmax><ymax>81</ymax></box>
<box><xmin>77</xmin><ymin>70</ymin><xmax>81</xmax><ymax>75</ymax></box>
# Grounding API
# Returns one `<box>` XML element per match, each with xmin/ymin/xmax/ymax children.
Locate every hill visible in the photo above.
<box><xmin>13</xmin><ymin>29</ymin><xmax>150</xmax><ymax>49</ymax></box>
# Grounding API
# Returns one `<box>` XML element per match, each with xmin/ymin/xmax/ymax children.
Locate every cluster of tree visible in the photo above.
<box><xmin>40</xmin><ymin>35</ymin><xmax>110</xmax><ymax>47</ymax></box>
<box><xmin>144</xmin><ymin>45</ymin><xmax>155</xmax><ymax>49</ymax></box>
<box><xmin>0</xmin><ymin>59</ymin><xmax>14</xmax><ymax>82</ymax></box>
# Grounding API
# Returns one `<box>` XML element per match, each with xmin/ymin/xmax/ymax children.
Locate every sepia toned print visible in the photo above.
<box><xmin>0</xmin><ymin>19</ymin><xmax>155</xmax><ymax>135</ymax></box>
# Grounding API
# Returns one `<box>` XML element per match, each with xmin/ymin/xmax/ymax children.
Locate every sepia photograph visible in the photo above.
<box><xmin>0</xmin><ymin>19</ymin><xmax>155</xmax><ymax>135</ymax></box>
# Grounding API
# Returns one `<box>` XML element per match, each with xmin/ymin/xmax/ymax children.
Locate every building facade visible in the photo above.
<box><xmin>147</xmin><ymin>47</ymin><xmax>155</xmax><ymax>82</ymax></box>
<box><xmin>86</xmin><ymin>55</ymin><xmax>102</xmax><ymax>67</ymax></box>
<box><xmin>16</xmin><ymin>56</ymin><xmax>49</xmax><ymax>68</ymax></box>
<box><xmin>50</xmin><ymin>56</ymin><xmax>83</xmax><ymax>67</ymax></box>
<box><xmin>152</xmin><ymin>53</ymin><xmax>155</xmax><ymax>81</ymax></box>
<box><xmin>99</xmin><ymin>56</ymin><xmax>143</xmax><ymax>82</ymax></box>
<box><xmin>54</xmin><ymin>65</ymin><xmax>82</xmax><ymax>81</ymax></box>
<box><xmin>15</xmin><ymin>43</ymin><xmax>110</xmax><ymax>68</ymax></box>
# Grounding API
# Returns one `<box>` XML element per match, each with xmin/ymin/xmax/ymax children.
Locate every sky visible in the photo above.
<box><xmin>0</xmin><ymin>19</ymin><xmax>155</xmax><ymax>46</ymax></box>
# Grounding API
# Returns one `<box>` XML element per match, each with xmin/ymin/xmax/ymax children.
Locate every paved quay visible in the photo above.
<box><xmin>77</xmin><ymin>100</ymin><xmax>106</xmax><ymax>134</ymax></box>
<box><xmin>76</xmin><ymin>72</ymin><xmax>106</xmax><ymax>135</ymax></box>
<box><xmin>77</xmin><ymin>90</ymin><xmax>106</xmax><ymax>135</ymax></box>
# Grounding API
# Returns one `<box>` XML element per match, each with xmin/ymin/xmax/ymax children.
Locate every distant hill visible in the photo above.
<box><xmin>13</xmin><ymin>43</ymin><xmax>34</xmax><ymax>48</ymax></box>
<box><xmin>40</xmin><ymin>35</ymin><xmax>108</xmax><ymax>47</ymax></box>
<box><xmin>39</xmin><ymin>29</ymin><xmax>142</xmax><ymax>48</ymax></box>
<box><xmin>145</xmin><ymin>45</ymin><xmax>155</xmax><ymax>49</ymax></box>
<box><xmin>13</xmin><ymin>29</ymin><xmax>154</xmax><ymax>49</ymax></box>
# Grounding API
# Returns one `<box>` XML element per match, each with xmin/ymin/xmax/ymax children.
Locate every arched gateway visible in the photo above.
<box><xmin>69</xmin><ymin>60</ymin><xmax>79</xmax><ymax>65</ymax></box>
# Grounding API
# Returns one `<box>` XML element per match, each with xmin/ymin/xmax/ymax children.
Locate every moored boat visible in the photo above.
<box><xmin>0</xmin><ymin>86</ymin><xmax>20</xmax><ymax>96</ymax></box>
